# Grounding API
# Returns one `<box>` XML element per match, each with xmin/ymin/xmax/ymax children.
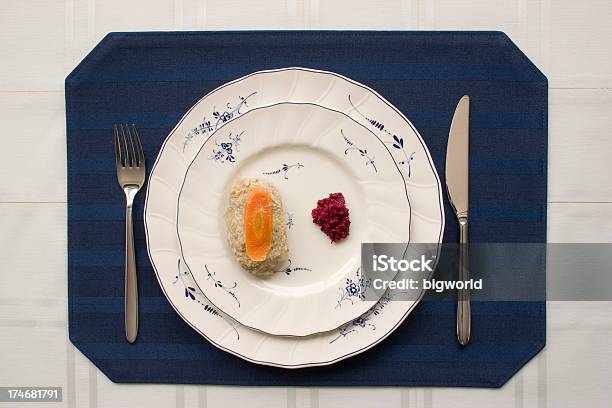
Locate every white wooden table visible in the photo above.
<box><xmin>1</xmin><ymin>1</ymin><xmax>611</xmax><ymax>407</ymax></box>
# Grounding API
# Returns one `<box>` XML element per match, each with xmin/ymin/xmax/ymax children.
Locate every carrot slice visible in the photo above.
<box><xmin>244</xmin><ymin>187</ymin><xmax>273</xmax><ymax>261</ymax></box>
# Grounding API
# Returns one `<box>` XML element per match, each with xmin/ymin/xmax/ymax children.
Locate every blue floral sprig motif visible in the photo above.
<box><xmin>172</xmin><ymin>259</ymin><xmax>239</xmax><ymax>340</ymax></box>
<box><xmin>341</xmin><ymin>129</ymin><xmax>378</xmax><ymax>173</ymax></box>
<box><xmin>277</xmin><ymin>259</ymin><xmax>312</xmax><ymax>276</ymax></box>
<box><xmin>183</xmin><ymin>92</ymin><xmax>256</xmax><ymax>152</ymax></box>
<box><xmin>204</xmin><ymin>264</ymin><xmax>240</xmax><ymax>308</ymax></box>
<box><xmin>389</xmin><ymin>135</ymin><xmax>416</xmax><ymax>178</ymax></box>
<box><xmin>209</xmin><ymin>131</ymin><xmax>245</xmax><ymax>164</ymax></box>
<box><xmin>262</xmin><ymin>162</ymin><xmax>304</xmax><ymax>180</ymax></box>
<box><xmin>335</xmin><ymin>268</ymin><xmax>371</xmax><ymax>309</ymax></box>
<box><xmin>329</xmin><ymin>292</ymin><xmax>404</xmax><ymax>344</ymax></box>
<box><xmin>348</xmin><ymin>95</ymin><xmax>415</xmax><ymax>177</ymax></box>
<box><xmin>285</xmin><ymin>212</ymin><xmax>294</xmax><ymax>229</ymax></box>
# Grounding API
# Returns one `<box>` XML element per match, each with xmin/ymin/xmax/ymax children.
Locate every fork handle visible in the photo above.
<box><xmin>125</xmin><ymin>204</ymin><xmax>138</xmax><ymax>343</ymax></box>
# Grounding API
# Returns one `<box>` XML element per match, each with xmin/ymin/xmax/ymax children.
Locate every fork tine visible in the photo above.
<box><xmin>120</xmin><ymin>124</ymin><xmax>132</xmax><ymax>167</ymax></box>
<box><xmin>125</xmin><ymin>124</ymin><xmax>138</xmax><ymax>167</ymax></box>
<box><xmin>114</xmin><ymin>124</ymin><xmax>123</xmax><ymax>167</ymax></box>
<box><xmin>132</xmin><ymin>125</ymin><xmax>145</xmax><ymax>168</ymax></box>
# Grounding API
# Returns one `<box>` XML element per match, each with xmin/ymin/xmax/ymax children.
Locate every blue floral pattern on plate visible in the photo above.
<box><xmin>341</xmin><ymin>129</ymin><xmax>378</xmax><ymax>173</ymax></box>
<box><xmin>349</xmin><ymin>95</ymin><xmax>416</xmax><ymax>177</ymax></box>
<box><xmin>209</xmin><ymin>131</ymin><xmax>245</xmax><ymax>164</ymax></box>
<box><xmin>285</xmin><ymin>212</ymin><xmax>294</xmax><ymax>229</ymax></box>
<box><xmin>183</xmin><ymin>92</ymin><xmax>256</xmax><ymax>151</ymax></box>
<box><xmin>277</xmin><ymin>259</ymin><xmax>312</xmax><ymax>275</ymax></box>
<box><xmin>263</xmin><ymin>162</ymin><xmax>304</xmax><ymax>180</ymax></box>
<box><xmin>204</xmin><ymin>264</ymin><xmax>240</xmax><ymax>307</ymax></box>
<box><xmin>335</xmin><ymin>268</ymin><xmax>371</xmax><ymax>309</ymax></box>
<box><xmin>173</xmin><ymin>259</ymin><xmax>239</xmax><ymax>340</ymax></box>
<box><xmin>329</xmin><ymin>291</ymin><xmax>407</xmax><ymax>344</ymax></box>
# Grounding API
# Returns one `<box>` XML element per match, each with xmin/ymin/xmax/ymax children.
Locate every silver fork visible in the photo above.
<box><xmin>114</xmin><ymin>124</ymin><xmax>145</xmax><ymax>343</ymax></box>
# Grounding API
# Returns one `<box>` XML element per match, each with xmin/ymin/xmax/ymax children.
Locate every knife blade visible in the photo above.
<box><xmin>445</xmin><ymin>95</ymin><xmax>471</xmax><ymax>346</ymax></box>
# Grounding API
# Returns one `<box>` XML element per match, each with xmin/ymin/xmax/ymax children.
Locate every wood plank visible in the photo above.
<box><xmin>549</xmin><ymin>203</ymin><xmax>612</xmax><ymax>242</ymax></box>
<box><xmin>206</xmin><ymin>0</ymin><xmax>294</xmax><ymax>29</ymax></box>
<box><xmin>549</xmin><ymin>89</ymin><xmax>612</xmax><ymax>203</ymax></box>
<box><xmin>206</xmin><ymin>387</ymin><xmax>288</xmax><ymax>408</ymax></box>
<box><xmin>548</xmin><ymin>0</ymin><xmax>612</xmax><ymax>87</ymax></box>
<box><xmin>0</xmin><ymin>203</ymin><xmax>66</xmax><ymax>307</ymax></box>
<box><xmin>96</xmin><ymin>372</ymin><xmax>177</xmax><ymax>408</ymax></box>
<box><xmin>545</xmin><ymin>301</ymin><xmax>612</xmax><ymax>408</ymax></box>
<box><xmin>0</xmin><ymin>0</ymin><xmax>69</xmax><ymax>91</ymax></box>
<box><xmin>318</xmin><ymin>388</ymin><xmax>400</xmax><ymax>408</ymax></box>
<box><xmin>313</xmin><ymin>0</ymin><xmax>409</xmax><ymax>29</ymax></box>
<box><xmin>93</xmin><ymin>0</ymin><xmax>175</xmax><ymax>35</ymax></box>
<box><xmin>0</xmin><ymin>93</ymin><xmax>66</xmax><ymax>202</ymax></box>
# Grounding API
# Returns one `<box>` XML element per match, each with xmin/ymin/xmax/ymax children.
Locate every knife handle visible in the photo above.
<box><xmin>457</xmin><ymin>216</ymin><xmax>471</xmax><ymax>346</ymax></box>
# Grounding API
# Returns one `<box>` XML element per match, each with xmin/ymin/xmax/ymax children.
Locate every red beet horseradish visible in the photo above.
<box><xmin>311</xmin><ymin>192</ymin><xmax>351</xmax><ymax>243</ymax></box>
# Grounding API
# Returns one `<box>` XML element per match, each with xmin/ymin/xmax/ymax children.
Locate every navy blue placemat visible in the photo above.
<box><xmin>66</xmin><ymin>31</ymin><xmax>547</xmax><ymax>387</ymax></box>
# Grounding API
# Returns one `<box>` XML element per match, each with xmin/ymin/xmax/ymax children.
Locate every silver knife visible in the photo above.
<box><xmin>445</xmin><ymin>95</ymin><xmax>471</xmax><ymax>346</ymax></box>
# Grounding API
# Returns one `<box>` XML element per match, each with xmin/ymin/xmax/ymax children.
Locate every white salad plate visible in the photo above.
<box><xmin>176</xmin><ymin>102</ymin><xmax>411</xmax><ymax>337</ymax></box>
<box><xmin>144</xmin><ymin>68</ymin><xmax>444</xmax><ymax>368</ymax></box>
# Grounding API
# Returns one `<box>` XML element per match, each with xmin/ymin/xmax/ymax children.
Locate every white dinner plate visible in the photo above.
<box><xmin>176</xmin><ymin>102</ymin><xmax>411</xmax><ymax>337</ymax></box>
<box><xmin>144</xmin><ymin>68</ymin><xmax>444</xmax><ymax>368</ymax></box>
